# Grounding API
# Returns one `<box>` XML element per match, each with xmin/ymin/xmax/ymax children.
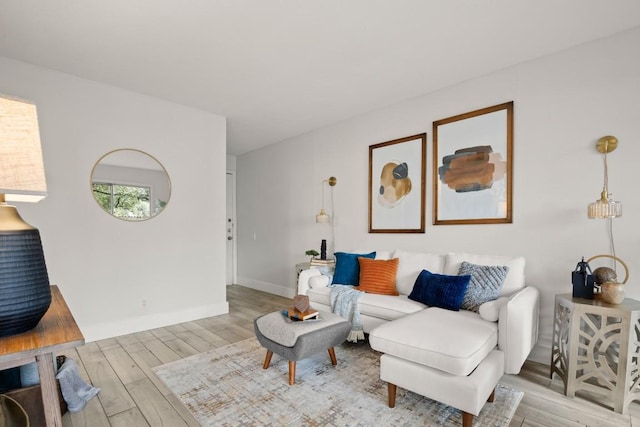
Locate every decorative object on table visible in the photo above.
<box><xmin>315</xmin><ymin>176</ymin><xmax>337</xmax><ymax>224</ymax></box>
<box><xmin>588</xmin><ymin>254</ymin><xmax>629</xmax><ymax>304</ymax></box>
<box><xmin>281</xmin><ymin>306</ymin><xmax>319</xmax><ymax>321</ymax></box>
<box><xmin>0</xmin><ymin>96</ymin><xmax>51</xmax><ymax>338</ymax></box>
<box><xmin>293</xmin><ymin>294</ymin><xmax>310</xmax><ymax>312</ymax></box>
<box><xmin>320</xmin><ymin>239</ymin><xmax>327</xmax><ymax>260</ymax></box>
<box><xmin>310</xmin><ymin>258</ymin><xmax>335</xmax><ymax>267</ymax></box>
<box><xmin>571</xmin><ymin>257</ymin><xmax>594</xmax><ymax>299</ymax></box>
<box><xmin>305</xmin><ymin>249</ymin><xmax>319</xmax><ymax>262</ymax></box>
<box><xmin>369</xmin><ymin>133</ymin><xmax>426</xmax><ymax>233</ymax></box>
<box><xmin>433</xmin><ymin>102</ymin><xmax>513</xmax><ymax>225</ymax></box>
<box><xmin>587</xmin><ymin>136</ymin><xmax>622</xmax><ymax>219</ymax></box>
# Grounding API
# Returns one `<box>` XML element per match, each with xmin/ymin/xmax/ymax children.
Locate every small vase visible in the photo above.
<box><xmin>600</xmin><ymin>282</ymin><xmax>625</xmax><ymax>304</ymax></box>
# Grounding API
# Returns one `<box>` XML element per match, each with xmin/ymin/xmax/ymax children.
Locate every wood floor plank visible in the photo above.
<box><xmin>128</xmin><ymin>348</ymin><xmax>172</xmax><ymax>396</ymax></box>
<box><xmin>116</xmin><ymin>335</ymin><xmax>146</xmax><ymax>354</ymax></box>
<box><xmin>66</xmin><ymin>393</ymin><xmax>112</xmax><ymax>427</ymax></box>
<box><xmin>97</xmin><ymin>338</ymin><xmax>121</xmax><ymax>351</ymax></box>
<box><xmin>164</xmin><ymin>338</ymin><xmax>199</xmax><ymax>358</ymax></box>
<box><xmin>180</xmin><ymin>321</ymin><xmax>230</xmax><ymax>348</ymax></box>
<box><xmin>108</xmin><ymin>407</ymin><xmax>150</xmax><ymax>427</ymax></box>
<box><xmin>102</xmin><ymin>346</ymin><xmax>147</xmax><ymax>385</ymax></box>
<box><xmin>150</xmin><ymin>327</ymin><xmax>179</xmax><ymax>343</ymax></box>
<box><xmin>165</xmin><ymin>393</ymin><xmax>201</xmax><ymax>427</ymax></box>
<box><xmin>171</xmin><ymin>329</ymin><xmax>215</xmax><ymax>353</ymax></box>
<box><xmin>125</xmin><ymin>378</ymin><xmax>189</xmax><ymax>426</ymax></box>
<box><xmin>76</xmin><ymin>345</ymin><xmax>136</xmax><ymax>417</ymax></box>
<box><xmin>140</xmin><ymin>336</ymin><xmax>182</xmax><ymax>364</ymax></box>
<box><xmin>509</xmin><ymin>414</ymin><xmax>525</xmax><ymax>426</ymax></box>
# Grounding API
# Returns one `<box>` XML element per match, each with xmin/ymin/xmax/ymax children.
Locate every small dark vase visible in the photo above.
<box><xmin>320</xmin><ymin>239</ymin><xmax>327</xmax><ymax>260</ymax></box>
<box><xmin>0</xmin><ymin>229</ymin><xmax>52</xmax><ymax>337</ymax></box>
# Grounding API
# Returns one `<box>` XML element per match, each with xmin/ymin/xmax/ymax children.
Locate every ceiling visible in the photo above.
<box><xmin>1</xmin><ymin>1</ymin><xmax>639</xmax><ymax>155</ymax></box>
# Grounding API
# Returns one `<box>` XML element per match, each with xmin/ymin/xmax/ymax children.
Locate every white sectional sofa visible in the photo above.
<box><xmin>297</xmin><ymin>249</ymin><xmax>540</xmax><ymax>426</ymax></box>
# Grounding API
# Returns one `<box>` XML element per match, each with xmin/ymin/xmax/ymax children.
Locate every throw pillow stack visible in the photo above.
<box><xmin>408</xmin><ymin>261</ymin><xmax>510</xmax><ymax>314</ymax></box>
<box><xmin>331</xmin><ymin>251</ymin><xmax>400</xmax><ymax>296</ymax></box>
<box><xmin>330</xmin><ymin>250</ymin><xmax>512</xmax><ymax>317</ymax></box>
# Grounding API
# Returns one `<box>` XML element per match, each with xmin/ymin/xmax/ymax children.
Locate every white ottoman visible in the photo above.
<box><xmin>369</xmin><ymin>308</ymin><xmax>505</xmax><ymax>427</ymax></box>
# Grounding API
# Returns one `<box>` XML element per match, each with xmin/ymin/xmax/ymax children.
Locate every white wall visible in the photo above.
<box><xmin>237</xmin><ymin>27</ymin><xmax>640</xmax><ymax>363</ymax></box>
<box><xmin>0</xmin><ymin>57</ymin><xmax>228</xmax><ymax>341</ymax></box>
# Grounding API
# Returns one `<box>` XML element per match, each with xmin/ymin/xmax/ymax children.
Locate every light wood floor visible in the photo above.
<box><xmin>60</xmin><ymin>285</ymin><xmax>638</xmax><ymax>426</ymax></box>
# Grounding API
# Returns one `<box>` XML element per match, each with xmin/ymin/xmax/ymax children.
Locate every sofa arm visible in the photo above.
<box><xmin>297</xmin><ymin>268</ymin><xmax>323</xmax><ymax>295</ymax></box>
<box><xmin>498</xmin><ymin>286</ymin><xmax>540</xmax><ymax>374</ymax></box>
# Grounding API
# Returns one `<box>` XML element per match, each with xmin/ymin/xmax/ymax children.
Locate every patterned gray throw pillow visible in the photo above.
<box><xmin>458</xmin><ymin>261</ymin><xmax>510</xmax><ymax>313</ymax></box>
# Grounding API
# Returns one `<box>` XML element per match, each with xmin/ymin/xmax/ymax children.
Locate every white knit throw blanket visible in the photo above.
<box><xmin>330</xmin><ymin>285</ymin><xmax>365</xmax><ymax>343</ymax></box>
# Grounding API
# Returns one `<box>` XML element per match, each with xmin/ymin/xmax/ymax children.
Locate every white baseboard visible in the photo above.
<box><xmin>82</xmin><ymin>301</ymin><xmax>229</xmax><ymax>342</ymax></box>
<box><xmin>237</xmin><ymin>276</ymin><xmax>296</xmax><ymax>299</ymax></box>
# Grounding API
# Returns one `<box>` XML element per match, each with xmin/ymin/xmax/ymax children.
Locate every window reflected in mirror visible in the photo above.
<box><xmin>91</xmin><ymin>149</ymin><xmax>170</xmax><ymax>221</ymax></box>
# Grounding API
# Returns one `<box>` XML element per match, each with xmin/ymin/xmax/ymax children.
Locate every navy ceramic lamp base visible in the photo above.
<box><xmin>0</xmin><ymin>229</ymin><xmax>51</xmax><ymax>337</ymax></box>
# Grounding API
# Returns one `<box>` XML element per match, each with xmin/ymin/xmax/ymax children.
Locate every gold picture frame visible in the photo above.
<box><xmin>433</xmin><ymin>102</ymin><xmax>513</xmax><ymax>225</ymax></box>
<box><xmin>369</xmin><ymin>133</ymin><xmax>426</xmax><ymax>233</ymax></box>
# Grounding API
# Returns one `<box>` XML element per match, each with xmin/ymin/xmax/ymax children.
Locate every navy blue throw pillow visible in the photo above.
<box><xmin>331</xmin><ymin>252</ymin><xmax>376</xmax><ymax>286</ymax></box>
<box><xmin>408</xmin><ymin>269</ymin><xmax>471</xmax><ymax>311</ymax></box>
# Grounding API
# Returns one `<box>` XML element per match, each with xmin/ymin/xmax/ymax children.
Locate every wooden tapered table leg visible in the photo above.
<box><xmin>328</xmin><ymin>347</ymin><xmax>337</xmax><ymax>365</ymax></box>
<box><xmin>462</xmin><ymin>411</ymin><xmax>473</xmax><ymax>427</ymax></box>
<box><xmin>288</xmin><ymin>361</ymin><xmax>296</xmax><ymax>385</ymax></box>
<box><xmin>388</xmin><ymin>383</ymin><xmax>396</xmax><ymax>408</ymax></box>
<box><xmin>263</xmin><ymin>350</ymin><xmax>273</xmax><ymax>369</ymax></box>
<box><xmin>487</xmin><ymin>388</ymin><xmax>495</xmax><ymax>402</ymax></box>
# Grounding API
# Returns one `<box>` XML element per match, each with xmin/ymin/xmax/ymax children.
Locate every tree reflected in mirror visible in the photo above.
<box><xmin>90</xmin><ymin>149</ymin><xmax>170</xmax><ymax>221</ymax></box>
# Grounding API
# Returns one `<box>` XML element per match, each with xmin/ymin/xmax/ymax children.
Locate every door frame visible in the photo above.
<box><xmin>226</xmin><ymin>171</ymin><xmax>237</xmax><ymax>285</ymax></box>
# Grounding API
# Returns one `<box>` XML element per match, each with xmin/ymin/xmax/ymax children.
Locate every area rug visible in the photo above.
<box><xmin>153</xmin><ymin>337</ymin><xmax>523</xmax><ymax>426</ymax></box>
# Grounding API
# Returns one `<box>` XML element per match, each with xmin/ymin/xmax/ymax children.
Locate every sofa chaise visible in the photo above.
<box><xmin>297</xmin><ymin>249</ymin><xmax>539</xmax><ymax>426</ymax></box>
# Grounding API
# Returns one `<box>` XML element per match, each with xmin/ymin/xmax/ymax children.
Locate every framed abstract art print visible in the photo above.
<box><xmin>433</xmin><ymin>102</ymin><xmax>513</xmax><ymax>225</ymax></box>
<box><xmin>369</xmin><ymin>133</ymin><xmax>426</xmax><ymax>233</ymax></box>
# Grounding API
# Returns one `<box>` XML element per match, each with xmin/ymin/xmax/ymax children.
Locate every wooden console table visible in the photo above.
<box><xmin>0</xmin><ymin>285</ymin><xmax>85</xmax><ymax>426</ymax></box>
<box><xmin>550</xmin><ymin>293</ymin><xmax>640</xmax><ymax>414</ymax></box>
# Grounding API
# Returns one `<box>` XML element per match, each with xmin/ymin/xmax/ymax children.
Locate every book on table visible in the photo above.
<box><xmin>281</xmin><ymin>307</ymin><xmax>319</xmax><ymax>321</ymax></box>
<box><xmin>310</xmin><ymin>259</ymin><xmax>335</xmax><ymax>266</ymax></box>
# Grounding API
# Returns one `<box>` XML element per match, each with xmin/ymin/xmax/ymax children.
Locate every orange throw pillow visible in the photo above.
<box><xmin>357</xmin><ymin>257</ymin><xmax>399</xmax><ymax>296</ymax></box>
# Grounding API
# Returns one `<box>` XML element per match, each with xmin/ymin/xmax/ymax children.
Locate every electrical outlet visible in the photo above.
<box><xmin>141</xmin><ymin>299</ymin><xmax>147</xmax><ymax>308</ymax></box>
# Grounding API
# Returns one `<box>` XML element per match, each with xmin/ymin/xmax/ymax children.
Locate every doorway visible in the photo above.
<box><xmin>226</xmin><ymin>172</ymin><xmax>236</xmax><ymax>285</ymax></box>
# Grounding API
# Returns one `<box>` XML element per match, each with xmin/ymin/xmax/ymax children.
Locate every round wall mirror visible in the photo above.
<box><xmin>90</xmin><ymin>149</ymin><xmax>171</xmax><ymax>221</ymax></box>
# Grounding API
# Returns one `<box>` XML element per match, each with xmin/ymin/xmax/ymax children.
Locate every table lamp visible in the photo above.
<box><xmin>0</xmin><ymin>96</ymin><xmax>51</xmax><ymax>337</ymax></box>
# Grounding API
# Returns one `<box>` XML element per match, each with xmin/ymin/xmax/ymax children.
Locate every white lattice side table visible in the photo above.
<box><xmin>550</xmin><ymin>293</ymin><xmax>640</xmax><ymax>414</ymax></box>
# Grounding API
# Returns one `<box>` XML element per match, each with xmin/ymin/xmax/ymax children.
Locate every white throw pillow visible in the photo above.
<box><xmin>478</xmin><ymin>297</ymin><xmax>509</xmax><ymax>322</ymax></box>
<box><xmin>393</xmin><ymin>250</ymin><xmax>445</xmax><ymax>296</ymax></box>
<box><xmin>309</xmin><ymin>275</ymin><xmax>330</xmax><ymax>288</ymax></box>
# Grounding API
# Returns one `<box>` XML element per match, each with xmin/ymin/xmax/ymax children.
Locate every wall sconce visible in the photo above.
<box><xmin>587</xmin><ymin>135</ymin><xmax>622</xmax><ymax>219</ymax></box>
<box><xmin>0</xmin><ymin>96</ymin><xmax>51</xmax><ymax>337</ymax></box>
<box><xmin>587</xmin><ymin>135</ymin><xmax>624</xmax><ymax>281</ymax></box>
<box><xmin>315</xmin><ymin>176</ymin><xmax>337</xmax><ymax>223</ymax></box>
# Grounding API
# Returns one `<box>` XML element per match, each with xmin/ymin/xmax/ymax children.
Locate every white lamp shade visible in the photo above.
<box><xmin>0</xmin><ymin>97</ymin><xmax>47</xmax><ymax>202</ymax></box>
<box><xmin>315</xmin><ymin>209</ymin><xmax>330</xmax><ymax>223</ymax></box>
